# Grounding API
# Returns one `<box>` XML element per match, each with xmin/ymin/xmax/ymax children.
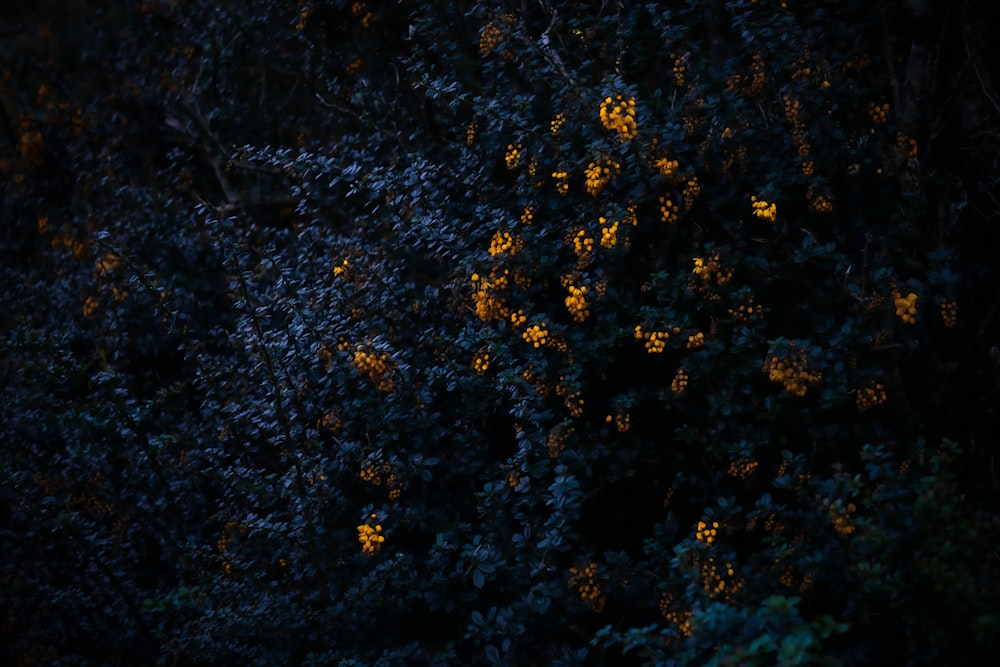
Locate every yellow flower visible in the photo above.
<box><xmin>751</xmin><ymin>195</ymin><xmax>777</xmax><ymax>222</ymax></box>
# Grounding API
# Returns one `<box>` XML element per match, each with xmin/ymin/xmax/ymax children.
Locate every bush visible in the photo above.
<box><xmin>2</xmin><ymin>1</ymin><xmax>999</xmax><ymax>665</ymax></box>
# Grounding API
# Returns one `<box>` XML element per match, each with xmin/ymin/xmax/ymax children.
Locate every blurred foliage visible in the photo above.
<box><xmin>2</xmin><ymin>1</ymin><xmax>999</xmax><ymax>665</ymax></box>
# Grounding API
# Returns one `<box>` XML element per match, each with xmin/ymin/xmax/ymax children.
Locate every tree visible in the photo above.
<box><xmin>2</xmin><ymin>1</ymin><xmax>998</xmax><ymax>665</ymax></box>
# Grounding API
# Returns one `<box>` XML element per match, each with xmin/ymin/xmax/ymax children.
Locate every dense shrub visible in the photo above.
<box><xmin>2</xmin><ymin>1</ymin><xmax>999</xmax><ymax>665</ymax></box>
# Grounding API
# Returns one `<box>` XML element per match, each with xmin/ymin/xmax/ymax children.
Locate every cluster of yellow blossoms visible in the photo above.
<box><xmin>599</xmin><ymin>217</ymin><xmax>620</xmax><ymax>248</ymax></box>
<box><xmin>568</xmin><ymin>562</ymin><xmax>605</xmax><ymax>612</ymax></box>
<box><xmin>360</xmin><ymin>460</ymin><xmax>401</xmax><ymax>499</ymax></box>
<box><xmin>893</xmin><ymin>291</ymin><xmax>918</xmax><ymax>324</ymax></box>
<box><xmin>357</xmin><ymin>514</ymin><xmax>385</xmax><ymax>556</ymax></box>
<box><xmin>546</xmin><ymin>423</ymin><xmax>573</xmax><ymax>459</ymax></box>
<box><xmin>783</xmin><ymin>94</ymin><xmax>814</xmax><ymax>176</ymax></box>
<box><xmin>471</xmin><ymin>269</ymin><xmax>510</xmax><ymax>322</ymax></box>
<box><xmin>599</xmin><ymin>95</ymin><xmax>637</xmax><ymax>142</ymax></box>
<box><xmin>552</xmin><ymin>169</ymin><xmax>569</xmax><ymax>195</ymax></box>
<box><xmin>727</xmin><ymin>457</ymin><xmax>759</xmax><ymax>479</ymax></box>
<box><xmin>686</xmin><ymin>331</ymin><xmax>705</xmax><ymax>349</ymax></box>
<box><xmin>479</xmin><ymin>21</ymin><xmax>504</xmax><ymax>55</ymax></box>
<box><xmin>351</xmin><ymin>2</ymin><xmax>375</xmax><ymax>28</ymax></box>
<box><xmin>605</xmin><ymin>411</ymin><xmax>631</xmax><ymax>433</ymax></box>
<box><xmin>572</xmin><ymin>228</ymin><xmax>594</xmax><ymax>260</ymax></box>
<box><xmin>729</xmin><ymin>297</ymin><xmax>763</xmax><ymax>321</ymax></box>
<box><xmin>520</xmin><ymin>204</ymin><xmax>534</xmax><ymax>225</ymax></box>
<box><xmin>682</xmin><ymin>176</ymin><xmax>701</xmax><ymax>210</ymax></box>
<box><xmin>866</xmin><ymin>100</ymin><xmax>889</xmax><ymax>124</ymax></box>
<box><xmin>672</xmin><ymin>53</ymin><xmax>688</xmax><ymax>88</ymax></box>
<box><xmin>807</xmin><ymin>189</ymin><xmax>833</xmax><ymax>213</ymax></box>
<box><xmin>659</xmin><ymin>593</ymin><xmax>694</xmax><ymax>637</ymax></box>
<box><xmin>584</xmin><ymin>158</ymin><xmax>619</xmax><ymax>196</ymax></box>
<box><xmin>659</xmin><ymin>195</ymin><xmax>679</xmax><ymax>223</ymax></box>
<box><xmin>488</xmin><ymin>230</ymin><xmax>521</xmax><ymax>257</ymax></box>
<box><xmin>550</xmin><ymin>112</ymin><xmax>566</xmax><ymax>135</ymax></box>
<box><xmin>695</xmin><ymin>520</ymin><xmax>719</xmax><ymax>545</ymax></box>
<box><xmin>828</xmin><ymin>502</ymin><xmax>857</xmax><ymax>536</ymax></box>
<box><xmin>634</xmin><ymin>325</ymin><xmax>668</xmax><ymax>353</ymax></box>
<box><xmin>701</xmin><ymin>557</ymin><xmax>740</xmax><ymax>598</ymax></box>
<box><xmin>504</xmin><ymin>143</ymin><xmax>521</xmax><ymax>170</ymax></box>
<box><xmin>855</xmin><ymin>381</ymin><xmax>887</xmax><ymax>412</ymax></box>
<box><xmin>472</xmin><ymin>350</ymin><xmax>491</xmax><ymax>375</ymax></box>
<box><xmin>671</xmin><ymin>368</ymin><xmax>689</xmax><ymax>395</ymax></box>
<box><xmin>653</xmin><ymin>156</ymin><xmax>679</xmax><ymax>177</ymax></box>
<box><xmin>940</xmin><ymin>298</ymin><xmax>958</xmax><ymax>328</ymax></box>
<box><xmin>751</xmin><ymin>195</ymin><xmax>777</xmax><ymax>222</ymax></box>
<box><xmin>564</xmin><ymin>284</ymin><xmax>590</xmax><ymax>322</ymax></box>
<box><xmin>763</xmin><ymin>343</ymin><xmax>821</xmax><ymax>397</ymax></box>
<box><xmin>352</xmin><ymin>346</ymin><xmax>395</xmax><ymax>392</ymax></box>
<box><xmin>522</xmin><ymin>323</ymin><xmax>550</xmax><ymax>348</ymax></box>
<box><xmin>691</xmin><ymin>252</ymin><xmax>733</xmax><ymax>287</ymax></box>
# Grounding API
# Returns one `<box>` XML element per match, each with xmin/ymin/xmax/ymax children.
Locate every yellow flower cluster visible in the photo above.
<box><xmin>505</xmin><ymin>143</ymin><xmax>521</xmax><ymax>170</ymax></box>
<box><xmin>547</xmin><ymin>423</ymin><xmax>573</xmax><ymax>459</ymax></box>
<box><xmin>672</xmin><ymin>53</ymin><xmax>688</xmax><ymax>88</ymax></box>
<box><xmin>893</xmin><ymin>291</ymin><xmax>918</xmax><ymax>324</ymax></box>
<box><xmin>605</xmin><ymin>411</ymin><xmax>631</xmax><ymax>433</ymax></box>
<box><xmin>701</xmin><ymin>557</ymin><xmax>740</xmax><ymax>598</ymax></box>
<box><xmin>727</xmin><ymin>457</ymin><xmax>759</xmax><ymax>479</ymax></box>
<box><xmin>691</xmin><ymin>252</ymin><xmax>733</xmax><ymax>287</ymax></box>
<box><xmin>783</xmin><ymin>94</ymin><xmax>813</xmax><ymax>176</ymax></box>
<box><xmin>599</xmin><ymin>217</ymin><xmax>619</xmax><ymax>249</ymax></box>
<box><xmin>856</xmin><ymin>381</ymin><xmax>887</xmax><ymax>412</ymax></box>
<box><xmin>726</xmin><ymin>53</ymin><xmax>766</xmax><ymax>97</ymax></box>
<box><xmin>360</xmin><ymin>459</ymin><xmax>399</xmax><ymax>495</ymax></box>
<box><xmin>599</xmin><ymin>95</ymin><xmax>637</xmax><ymax>142</ymax></box>
<box><xmin>653</xmin><ymin>156</ymin><xmax>679</xmax><ymax>177</ymax></box>
<box><xmin>95</xmin><ymin>252</ymin><xmax>121</xmax><ymax>276</ymax></box>
<box><xmin>466</xmin><ymin>119</ymin><xmax>477</xmax><ymax>146</ymax></box>
<box><xmin>807</xmin><ymin>189</ymin><xmax>833</xmax><ymax>213</ymax></box>
<box><xmin>351</xmin><ymin>2</ymin><xmax>375</xmax><ymax>28</ymax></box>
<box><xmin>472</xmin><ymin>350</ymin><xmax>491</xmax><ymax>374</ymax></box>
<box><xmin>357</xmin><ymin>514</ymin><xmax>385</xmax><ymax>556</ymax></box>
<box><xmin>509</xmin><ymin>309</ymin><xmax>527</xmax><ymax>328</ymax></box>
<box><xmin>751</xmin><ymin>195</ymin><xmax>777</xmax><ymax>222</ymax></box>
<box><xmin>829</xmin><ymin>502</ymin><xmax>857</xmax><ymax>536</ymax></box>
<box><xmin>573</xmin><ymin>228</ymin><xmax>594</xmax><ymax>259</ymax></box>
<box><xmin>897</xmin><ymin>132</ymin><xmax>918</xmax><ymax>159</ymax></box>
<box><xmin>568</xmin><ymin>562</ymin><xmax>605</xmax><ymax>612</ymax></box>
<box><xmin>564</xmin><ymin>284</ymin><xmax>590</xmax><ymax>322</ymax></box>
<box><xmin>318</xmin><ymin>412</ymin><xmax>343</xmax><ymax>435</ymax></box>
<box><xmin>763</xmin><ymin>343</ymin><xmax>821</xmax><ymax>397</ymax></box>
<box><xmin>471</xmin><ymin>269</ymin><xmax>510</xmax><ymax>322</ymax></box>
<box><xmin>683</xmin><ymin>176</ymin><xmax>701</xmax><ymax>210</ymax></box>
<box><xmin>479</xmin><ymin>21</ymin><xmax>504</xmax><ymax>55</ymax></box>
<box><xmin>940</xmin><ymin>298</ymin><xmax>958</xmax><ymax>328</ymax></box>
<box><xmin>550</xmin><ymin>112</ymin><xmax>566</xmax><ymax>135</ymax></box>
<box><xmin>584</xmin><ymin>158</ymin><xmax>619</xmax><ymax>196</ymax></box>
<box><xmin>552</xmin><ymin>170</ymin><xmax>569</xmax><ymax>195</ymax></box>
<box><xmin>520</xmin><ymin>204</ymin><xmax>534</xmax><ymax>225</ymax></box>
<box><xmin>352</xmin><ymin>347</ymin><xmax>395</xmax><ymax>392</ymax></box>
<box><xmin>557</xmin><ymin>382</ymin><xmax>584</xmax><ymax>417</ymax></box>
<box><xmin>658</xmin><ymin>594</ymin><xmax>694</xmax><ymax>637</ymax></box>
<box><xmin>729</xmin><ymin>297</ymin><xmax>763</xmax><ymax>321</ymax></box>
<box><xmin>866</xmin><ymin>101</ymin><xmax>889</xmax><ymax>124</ymax></box>
<box><xmin>671</xmin><ymin>367</ymin><xmax>689</xmax><ymax>395</ymax></box>
<box><xmin>634</xmin><ymin>325</ymin><xmax>668</xmax><ymax>353</ymax></box>
<box><xmin>696</xmin><ymin>520</ymin><xmax>719</xmax><ymax>545</ymax></box>
<box><xmin>82</xmin><ymin>295</ymin><xmax>99</xmax><ymax>318</ymax></box>
<box><xmin>686</xmin><ymin>331</ymin><xmax>704</xmax><ymax>349</ymax></box>
<box><xmin>522</xmin><ymin>323</ymin><xmax>550</xmax><ymax>348</ymax></box>
<box><xmin>333</xmin><ymin>258</ymin><xmax>350</xmax><ymax>276</ymax></box>
<box><xmin>659</xmin><ymin>195</ymin><xmax>679</xmax><ymax>223</ymax></box>
<box><xmin>488</xmin><ymin>230</ymin><xmax>521</xmax><ymax>257</ymax></box>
